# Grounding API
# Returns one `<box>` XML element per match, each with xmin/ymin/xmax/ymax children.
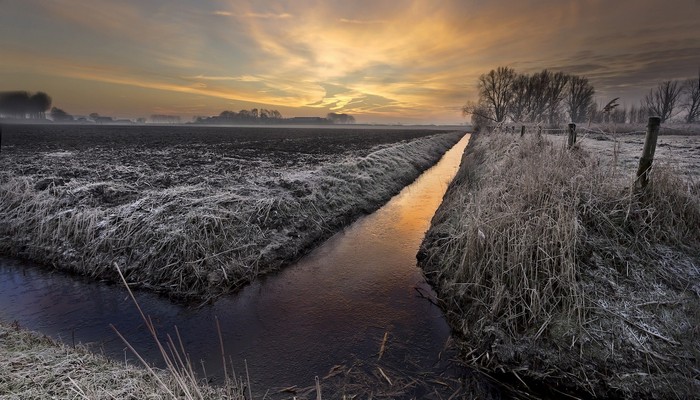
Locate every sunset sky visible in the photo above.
<box><xmin>1</xmin><ymin>0</ymin><xmax>699</xmax><ymax>124</ymax></box>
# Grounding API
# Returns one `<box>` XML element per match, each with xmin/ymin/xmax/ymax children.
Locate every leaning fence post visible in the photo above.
<box><xmin>567</xmin><ymin>123</ymin><xmax>577</xmax><ymax>148</ymax></box>
<box><xmin>635</xmin><ymin>116</ymin><xmax>661</xmax><ymax>189</ymax></box>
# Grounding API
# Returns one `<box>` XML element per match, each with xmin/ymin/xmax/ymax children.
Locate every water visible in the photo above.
<box><xmin>0</xmin><ymin>134</ymin><xmax>473</xmax><ymax>394</ymax></box>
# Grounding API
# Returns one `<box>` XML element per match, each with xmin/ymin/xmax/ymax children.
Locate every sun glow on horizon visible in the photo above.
<box><xmin>1</xmin><ymin>0</ymin><xmax>698</xmax><ymax>123</ymax></box>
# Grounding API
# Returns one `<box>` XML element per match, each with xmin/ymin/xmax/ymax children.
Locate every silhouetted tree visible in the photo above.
<box><xmin>526</xmin><ymin>70</ymin><xmax>552</xmax><ymax>123</ymax></box>
<box><xmin>50</xmin><ymin>107</ymin><xmax>73</xmax><ymax>122</ymax></box>
<box><xmin>507</xmin><ymin>74</ymin><xmax>531</xmax><ymax>122</ymax></box>
<box><xmin>219</xmin><ymin>110</ymin><xmax>237</xmax><ymax>119</ymax></box>
<box><xmin>195</xmin><ymin>108</ymin><xmax>283</xmax><ymax>124</ymax></box>
<box><xmin>462</xmin><ymin>101</ymin><xmax>494</xmax><ymax>129</ymax></box>
<box><xmin>566</xmin><ymin>76</ymin><xmax>595</xmax><ymax>123</ymax></box>
<box><xmin>644</xmin><ymin>81</ymin><xmax>682</xmax><ymax>123</ymax></box>
<box><xmin>545</xmin><ymin>71</ymin><xmax>569</xmax><ymax>124</ymax></box>
<box><xmin>28</xmin><ymin>92</ymin><xmax>52</xmax><ymax>119</ymax></box>
<box><xmin>609</xmin><ymin>106</ymin><xmax>627</xmax><ymax>124</ymax></box>
<box><xmin>0</xmin><ymin>91</ymin><xmax>30</xmax><ymax>118</ymax></box>
<box><xmin>681</xmin><ymin>71</ymin><xmax>700</xmax><ymax>123</ymax></box>
<box><xmin>465</xmin><ymin>67</ymin><xmax>596</xmax><ymax>126</ymax></box>
<box><xmin>0</xmin><ymin>91</ymin><xmax>54</xmax><ymax>119</ymax></box>
<box><xmin>326</xmin><ymin>112</ymin><xmax>355</xmax><ymax>124</ymax></box>
<box><xmin>628</xmin><ymin>104</ymin><xmax>638</xmax><ymax>124</ymax></box>
<box><xmin>477</xmin><ymin>67</ymin><xmax>516</xmax><ymax>123</ymax></box>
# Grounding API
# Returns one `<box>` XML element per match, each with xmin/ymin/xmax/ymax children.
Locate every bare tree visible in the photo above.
<box><xmin>462</xmin><ymin>100</ymin><xmax>495</xmax><ymax>128</ymax></box>
<box><xmin>476</xmin><ymin>66</ymin><xmax>516</xmax><ymax>123</ymax></box>
<box><xmin>545</xmin><ymin>71</ymin><xmax>569</xmax><ymax>124</ymax></box>
<box><xmin>526</xmin><ymin>70</ymin><xmax>552</xmax><ymax>123</ymax></box>
<box><xmin>566</xmin><ymin>76</ymin><xmax>595</xmax><ymax>123</ymax></box>
<box><xmin>327</xmin><ymin>112</ymin><xmax>356</xmax><ymax>124</ymax></box>
<box><xmin>681</xmin><ymin>71</ymin><xmax>700</xmax><ymax>123</ymax></box>
<box><xmin>463</xmin><ymin>67</ymin><xmax>597</xmax><ymax>126</ymax></box>
<box><xmin>508</xmin><ymin>74</ymin><xmax>531</xmax><ymax>122</ymax></box>
<box><xmin>644</xmin><ymin>81</ymin><xmax>682</xmax><ymax>123</ymax></box>
<box><xmin>628</xmin><ymin>104</ymin><xmax>638</xmax><ymax>124</ymax></box>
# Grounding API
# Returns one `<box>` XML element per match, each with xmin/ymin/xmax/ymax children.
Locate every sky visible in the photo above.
<box><xmin>1</xmin><ymin>0</ymin><xmax>699</xmax><ymax>124</ymax></box>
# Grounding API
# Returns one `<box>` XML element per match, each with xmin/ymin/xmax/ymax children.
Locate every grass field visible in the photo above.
<box><xmin>419</xmin><ymin>128</ymin><xmax>700</xmax><ymax>398</ymax></box>
<box><xmin>0</xmin><ymin>124</ymin><xmax>464</xmax><ymax>300</ymax></box>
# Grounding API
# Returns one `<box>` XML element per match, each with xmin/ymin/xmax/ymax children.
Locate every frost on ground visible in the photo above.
<box><xmin>419</xmin><ymin>129</ymin><xmax>699</xmax><ymax>398</ymax></box>
<box><xmin>548</xmin><ymin>124</ymin><xmax>700</xmax><ymax>180</ymax></box>
<box><xmin>0</xmin><ymin>320</ymin><xmax>244</xmax><ymax>400</ymax></box>
<box><xmin>0</xmin><ymin>125</ymin><xmax>464</xmax><ymax>299</ymax></box>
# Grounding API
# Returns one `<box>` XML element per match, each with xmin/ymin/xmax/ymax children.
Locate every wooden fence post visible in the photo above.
<box><xmin>520</xmin><ymin>125</ymin><xmax>525</xmax><ymax>137</ymax></box>
<box><xmin>636</xmin><ymin>117</ymin><xmax>661</xmax><ymax>189</ymax></box>
<box><xmin>567</xmin><ymin>123</ymin><xmax>577</xmax><ymax>148</ymax></box>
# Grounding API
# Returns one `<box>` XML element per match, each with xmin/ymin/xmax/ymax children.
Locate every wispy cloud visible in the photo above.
<box><xmin>189</xmin><ymin>75</ymin><xmax>263</xmax><ymax>82</ymax></box>
<box><xmin>339</xmin><ymin>18</ymin><xmax>385</xmax><ymax>24</ymax></box>
<box><xmin>212</xmin><ymin>10</ymin><xmax>293</xmax><ymax>19</ymax></box>
<box><xmin>245</xmin><ymin>12</ymin><xmax>293</xmax><ymax>19</ymax></box>
<box><xmin>2</xmin><ymin>0</ymin><xmax>699</xmax><ymax>123</ymax></box>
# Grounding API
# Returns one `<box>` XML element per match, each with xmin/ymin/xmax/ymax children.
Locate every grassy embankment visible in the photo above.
<box><xmin>0</xmin><ymin>131</ymin><xmax>463</xmax><ymax>300</ymax></box>
<box><xmin>419</xmin><ymin>129</ymin><xmax>700</xmax><ymax>398</ymax></box>
<box><xmin>0</xmin><ymin>320</ymin><xmax>247</xmax><ymax>400</ymax></box>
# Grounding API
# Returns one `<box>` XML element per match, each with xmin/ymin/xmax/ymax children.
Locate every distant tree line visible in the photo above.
<box><xmin>194</xmin><ymin>108</ymin><xmax>284</xmax><ymax>124</ymax></box>
<box><xmin>642</xmin><ymin>74</ymin><xmax>699</xmax><ymax>123</ymax></box>
<box><xmin>463</xmin><ymin>67</ymin><xmax>595</xmax><ymax>126</ymax></box>
<box><xmin>464</xmin><ymin>67</ymin><xmax>700</xmax><ymax>127</ymax></box>
<box><xmin>0</xmin><ymin>91</ymin><xmax>52</xmax><ymax>119</ymax></box>
<box><xmin>193</xmin><ymin>109</ymin><xmax>356</xmax><ymax>125</ymax></box>
<box><xmin>326</xmin><ymin>112</ymin><xmax>356</xmax><ymax>124</ymax></box>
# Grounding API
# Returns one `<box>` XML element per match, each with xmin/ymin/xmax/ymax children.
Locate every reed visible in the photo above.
<box><xmin>0</xmin><ymin>319</ymin><xmax>243</xmax><ymax>399</ymax></box>
<box><xmin>419</xmin><ymin>129</ymin><xmax>700</xmax><ymax>397</ymax></box>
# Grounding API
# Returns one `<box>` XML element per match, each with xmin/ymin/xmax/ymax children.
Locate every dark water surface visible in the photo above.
<box><xmin>0</xmin><ymin>134</ymin><xmax>474</xmax><ymax>395</ymax></box>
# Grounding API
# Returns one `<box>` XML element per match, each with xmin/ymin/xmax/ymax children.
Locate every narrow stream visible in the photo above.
<box><xmin>0</xmin><ymin>134</ymin><xmax>475</xmax><ymax>396</ymax></box>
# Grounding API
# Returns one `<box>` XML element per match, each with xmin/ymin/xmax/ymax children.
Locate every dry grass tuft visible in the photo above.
<box><xmin>419</xmin><ymin>129</ymin><xmax>700</xmax><ymax>398</ymax></box>
<box><xmin>0</xmin><ymin>319</ymin><xmax>243</xmax><ymax>399</ymax></box>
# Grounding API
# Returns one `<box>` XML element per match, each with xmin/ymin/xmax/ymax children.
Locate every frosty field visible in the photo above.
<box><xmin>0</xmin><ymin>124</ymin><xmax>464</xmax><ymax>299</ymax></box>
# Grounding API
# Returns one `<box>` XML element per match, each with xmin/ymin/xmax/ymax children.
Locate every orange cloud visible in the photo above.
<box><xmin>2</xmin><ymin>0</ymin><xmax>699</xmax><ymax>123</ymax></box>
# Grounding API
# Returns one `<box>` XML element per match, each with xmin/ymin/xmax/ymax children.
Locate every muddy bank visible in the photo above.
<box><xmin>418</xmin><ymin>130</ymin><xmax>700</xmax><ymax>398</ymax></box>
<box><xmin>0</xmin><ymin>126</ymin><xmax>463</xmax><ymax>299</ymax></box>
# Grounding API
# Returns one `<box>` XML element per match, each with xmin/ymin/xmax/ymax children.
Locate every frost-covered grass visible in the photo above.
<box><xmin>0</xmin><ymin>320</ymin><xmax>246</xmax><ymax>400</ymax></box>
<box><xmin>0</xmin><ymin>127</ymin><xmax>463</xmax><ymax>299</ymax></box>
<box><xmin>419</xmin><ymin>129</ymin><xmax>700</xmax><ymax>398</ymax></box>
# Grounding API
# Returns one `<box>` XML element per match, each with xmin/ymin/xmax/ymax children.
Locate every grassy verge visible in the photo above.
<box><xmin>0</xmin><ymin>320</ymin><xmax>245</xmax><ymax>399</ymax></box>
<box><xmin>0</xmin><ymin>131</ymin><xmax>463</xmax><ymax>300</ymax></box>
<box><xmin>418</xmin><ymin>130</ymin><xmax>700</xmax><ymax>398</ymax></box>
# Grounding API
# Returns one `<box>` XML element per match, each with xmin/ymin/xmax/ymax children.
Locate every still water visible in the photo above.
<box><xmin>0</xmin><ymin>134</ymin><xmax>473</xmax><ymax>395</ymax></box>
